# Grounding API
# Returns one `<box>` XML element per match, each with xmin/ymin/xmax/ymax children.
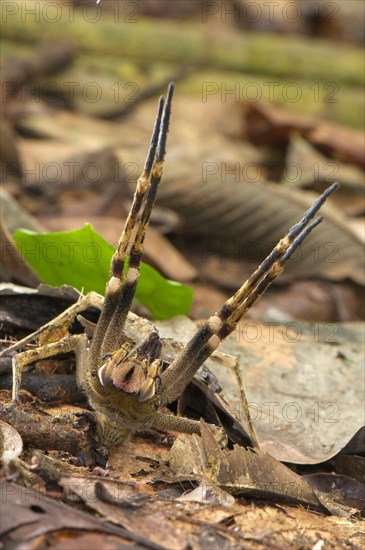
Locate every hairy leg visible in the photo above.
<box><xmin>1</xmin><ymin>292</ymin><xmax>102</xmax><ymax>358</ymax></box>
<box><xmin>160</xmin><ymin>183</ymin><xmax>338</xmax><ymax>405</ymax></box>
<box><xmin>12</xmin><ymin>334</ymin><xmax>87</xmax><ymax>402</ymax></box>
<box><xmin>89</xmin><ymin>84</ymin><xmax>175</xmax><ymax>371</ymax></box>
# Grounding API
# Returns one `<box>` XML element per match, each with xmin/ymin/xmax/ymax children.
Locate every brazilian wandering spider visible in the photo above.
<box><xmin>2</xmin><ymin>83</ymin><xmax>338</xmax><ymax>447</ymax></box>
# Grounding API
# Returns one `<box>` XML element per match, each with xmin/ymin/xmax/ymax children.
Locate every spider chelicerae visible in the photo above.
<box><xmin>3</xmin><ymin>83</ymin><xmax>338</xmax><ymax>447</ymax></box>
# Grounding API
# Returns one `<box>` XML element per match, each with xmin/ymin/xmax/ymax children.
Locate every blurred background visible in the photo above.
<box><xmin>1</xmin><ymin>0</ymin><xmax>364</xmax><ymax>323</ymax></box>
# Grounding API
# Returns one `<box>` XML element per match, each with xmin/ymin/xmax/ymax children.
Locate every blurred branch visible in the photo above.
<box><xmin>2</xmin><ymin>1</ymin><xmax>363</xmax><ymax>87</ymax></box>
<box><xmin>1</xmin><ymin>42</ymin><xmax>74</xmax><ymax>99</ymax></box>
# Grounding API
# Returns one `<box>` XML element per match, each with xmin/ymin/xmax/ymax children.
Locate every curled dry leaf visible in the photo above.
<box><xmin>59</xmin><ymin>476</ymin><xmax>188</xmax><ymax>550</ymax></box>
<box><xmin>171</xmin><ymin>421</ymin><xmax>361</xmax><ymax>516</ymax></box>
<box><xmin>242</xmin><ymin>102</ymin><xmax>365</xmax><ymax>168</ymax></box>
<box><xmin>170</xmin><ymin>420</ymin><xmax>327</xmax><ymax>512</ymax></box>
<box><xmin>0</xmin><ymin>481</ymin><xmax>141</xmax><ymax>546</ymax></box>
<box><xmin>0</xmin><ymin>283</ymin><xmax>82</xmax><ymax>333</ymax></box>
<box><xmin>0</xmin><ymin>214</ymin><xmax>41</xmax><ymax>287</ymax></box>
<box><xmin>303</xmin><ymin>473</ymin><xmax>365</xmax><ymax>516</ymax></box>
<box><xmin>284</xmin><ymin>136</ymin><xmax>365</xmax><ymax>206</ymax></box>
<box><xmin>60</xmin><ymin>476</ymin><xmax>151</xmax><ymax>510</ymax></box>
<box><xmin>209</xmin><ymin>320</ymin><xmax>365</xmax><ymax>465</ymax></box>
<box><xmin>333</xmin><ymin>454</ymin><xmax>365</xmax><ymax>484</ymax></box>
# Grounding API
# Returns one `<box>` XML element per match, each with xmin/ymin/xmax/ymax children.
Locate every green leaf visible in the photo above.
<box><xmin>14</xmin><ymin>225</ymin><xmax>193</xmax><ymax>320</ymax></box>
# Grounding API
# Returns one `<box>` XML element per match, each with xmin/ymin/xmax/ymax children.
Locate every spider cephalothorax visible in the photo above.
<box><xmin>6</xmin><ymin>83</ymin><xmax>338</xmax><ymax>447</ymax></box>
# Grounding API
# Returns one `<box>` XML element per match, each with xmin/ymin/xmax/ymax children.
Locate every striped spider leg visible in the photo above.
<box><xmin>74</xmin><ymin>83</ymin><xmax>180</xmax><ymax>445</ymax></box>
<box><xmin>158</xmin><ymin>182</ymin><xmax>339</xmax><ymax>408</ymax></box>
<box><xmin>4</xmin><ymin>81</ymin><xmax>338</xmax><ymax>449</ymax></box>
<box><xmin>6</xmin><ymin>84</ymin><xmax>173</xmax><ymax>448</ymax></box>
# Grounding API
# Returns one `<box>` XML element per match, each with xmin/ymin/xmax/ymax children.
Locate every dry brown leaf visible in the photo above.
<box><xmin>170</xmin><ymin>421</ymin><xmax>327</xmax><ymax>512</ymax></box>
<box><xmin>283</xmin><ymin>136</ymin><xmax>365</xmax><ymax>216</ymax></box>
<box><xmin>156</xmin><ymin>316</ymin><xmax>365</xmax><ymax>464</ymax></box>
<box><xmin>0</xmin><ymin>481</ymin><xmax>145</xmax><ymax>547</ymax></box>
<box><xmin>242</xmin><ymin>101</ymin><xmax>365</xmax><ymax>169</ymax></box>
<box><xmin>0</xmin><ymin>283</ymin><xmax>81</xmax><ymax>333</ymax></box>
<box><xmin>303</xmin><ymin>473</ymin><xmax>365</xmax><ymax>516</ymax></box>
<box><xmin>0</xmin><ymin>214</ymin><xmax>41</xmax><ymax>287</ymax></box>
<box><xmin>106</xmin><ymin>433</ymin><xmax>173</xmax><ymax>483</ymax></box>
<box><xmin>0</xmin><ymin>188</ymin><xmax>44</xmax><ymax>234</ymax></box>
<box><xmin>0</xmin><ymin>118</ymin><xmax>22</xmax><ymax>181</ymax></box>
<box><xmin>18</xmin><ymin>109</ymin><xmax>123</xmax><ymax>149</ymax></box>
<box><xmin>211</xmin><ymin>320</ymin><xmax>365</xmax><ymax>465</ymax></box>
<box><xmin>333</xmin><ymin>454</ymin><xmax>365</xmax><ymax>484</ymax></box>
<box><xmin>171</xmin><ymin>421</ymin><xmax>362</xmax><ymax>516</ymax></box>
<box><xmin>157</xmin><ymin>177</ymin><xmax>365</xmax><ymax>285</ymax></box>
<box><xmin>59</xmin><ymin>476</ymin><xmax>189</xmax><ymax>550</ymax></box>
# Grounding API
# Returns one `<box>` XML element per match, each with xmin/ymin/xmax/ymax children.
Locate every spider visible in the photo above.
<box><xmin>3</xmin><ymin>83</ymin><xmax>338</xmax><ymax>448</ymax></box>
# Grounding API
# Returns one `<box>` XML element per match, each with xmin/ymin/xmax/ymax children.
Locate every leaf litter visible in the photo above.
<box><xmin>1</xmin><ymin>254</ymin><xmax>364</xmax><ymax>546</ymax></box>
<box><xmin>1</xmin><ymin>11</ymin><xmax>365</xmax><ymax>545</ymax></box>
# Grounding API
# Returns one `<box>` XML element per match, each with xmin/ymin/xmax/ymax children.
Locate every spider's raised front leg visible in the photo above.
<box><xmin>86</xmin><ymin>83</ymin><xmax>174</xmax><ymax>384</ymax></box>
<box><xmin>159</xmin><ymin>182</ymin><xmax>339</xmax><ymax>407</ymax></box>
<box><xmin>11</xmin><ymin>334</ymin><xmax>88</xmax><ymax>403</ymax></box>
<box><xmin>77</xmin><ymin>84</ymin><xmax>176</xmax><ymax>446</ymax></box>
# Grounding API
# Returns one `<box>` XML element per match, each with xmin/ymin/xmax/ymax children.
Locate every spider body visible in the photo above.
<box><xmin>4</xmin><ymin>83</ymin><xmax>338</xmax><ymax>448</ymax></box>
